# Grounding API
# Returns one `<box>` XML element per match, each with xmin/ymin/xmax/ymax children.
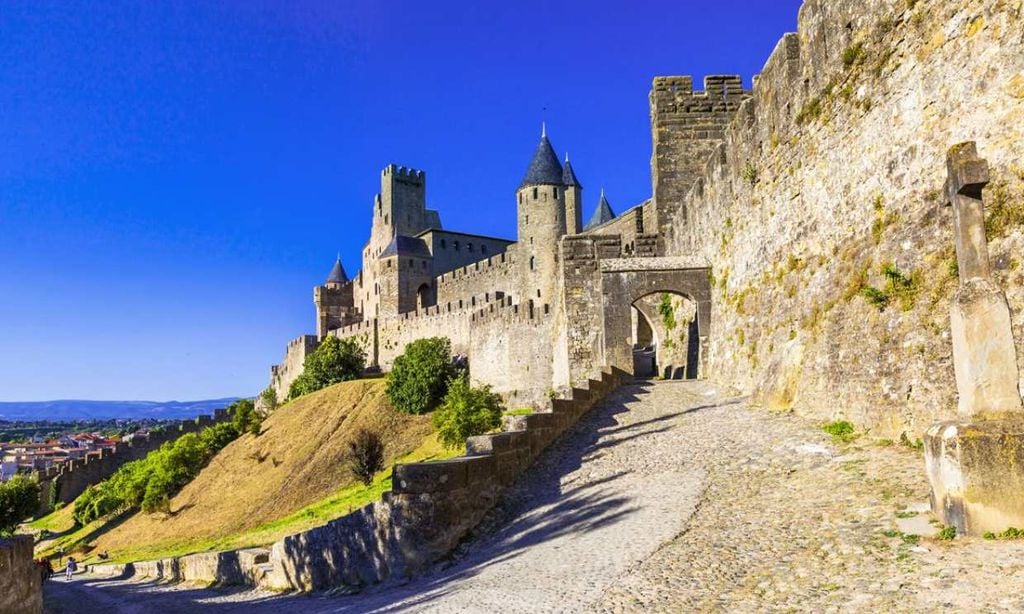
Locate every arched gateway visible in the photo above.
<box><xmin>598</xmin><ymin>257</ymin><xmax>711</xmax><ymax>379</ymax></box>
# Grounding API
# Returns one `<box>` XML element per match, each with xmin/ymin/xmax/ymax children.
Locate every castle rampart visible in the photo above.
<box><xmin>34</xmin><ymin>408</ymin><xmax>231</xmax><ymax>514</ymax></box>
<box><xmin>656</xmin><ymin>0</ymin><xmax>1024</xmax><ymax>435</ymax></box>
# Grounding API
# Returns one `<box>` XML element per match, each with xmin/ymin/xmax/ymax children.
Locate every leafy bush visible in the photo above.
<box><xmin>72</xmin><ymin>401</ymin><xmax>251</xmax><ymax>525</ymax></box>
<box><xmin>936</xmin><ymin>526</ymin><xmax>957</xmax><ymax>540</ymax></box>
<box><xmin>433</xmin><ymin>374</ymin><xmax>504</xmax><ymax>450</ymax></box>
<box><xmin>0</xmin><ymin>475</ymin><xmax>41</xmax><ymax>536</ymax></box>
<box><xmin>288</xmin><ymin>336</ymin><xmax>366</xmax><ymax>400</ymax></box>
<box><xmin>346</xmin><ymin>429</ymin><xmax>385</xmax><ymax>487</ymax></box>
<box><xmin>386</xmin><ymin>337</ymin><xmax>455</xmax><ymax>415</ymax></box>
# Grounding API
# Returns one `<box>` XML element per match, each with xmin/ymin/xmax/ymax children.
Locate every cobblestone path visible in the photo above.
<box><xmin>46</xmin><ymin>381</ymin><xmax>1024</xmax><ymax>612</ymax></box>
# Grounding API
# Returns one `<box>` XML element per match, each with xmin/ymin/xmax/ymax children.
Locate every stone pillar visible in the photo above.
<box><xmin>924</xmin><ymin>142</ymin><xmax>1024</xmax><ymax>536</ymax></box>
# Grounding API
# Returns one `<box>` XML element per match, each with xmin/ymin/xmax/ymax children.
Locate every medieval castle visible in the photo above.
<box><xmin>261</xmin><ymin>84</ymin><xmax>741</xmax><ymax>407</ymax></box>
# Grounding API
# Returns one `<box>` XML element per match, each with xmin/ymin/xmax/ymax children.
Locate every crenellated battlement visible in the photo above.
<box><xmin>382</xmin><ymin>164</ymin><xmax>425</xmax><ymax>183</ymax></box>
<box><xmin>651</xmin><ymin>75</ymin><xmax>748</xmax><ymax>117</ymax></box>
<box><xmin>470</xmin><ymin>295</ymin><xmax>552</xmax><ymax>326</ymax></box>
<box><xmin>437</xmin><ymin>252</ymin><xmax>512</xmax><ymax>284</ymax></box>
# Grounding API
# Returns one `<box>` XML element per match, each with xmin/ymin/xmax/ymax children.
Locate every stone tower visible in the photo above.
<box><xmin>562</xmin><ymin>153</ymin><xmax>583</xmax><ymax>235</ymax></box>
<box><xmin>314</xmin><ymin>255</ymin><xmax>355</xmax><ymax>339</ymax></box>
<box><xmin>516</xmin><ymin>126</ymin><xmax>567</xmax><ymax>306</ymax></box>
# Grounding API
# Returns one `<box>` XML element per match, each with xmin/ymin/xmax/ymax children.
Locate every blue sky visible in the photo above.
<box><xmin>0</xmin><ymin>1</ymin><xmax>802</xmax><ymax>401</ymax></box>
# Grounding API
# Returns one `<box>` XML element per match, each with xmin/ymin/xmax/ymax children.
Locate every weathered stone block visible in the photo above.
<box><xmin>0</xmin><ymin>536</ymin><xmax>41</xmax><ymax>614</ymax></box>
<box><xmin>393</xmin><ymin>458</ymin><xmax>469</xmax><ymax>494</ymax></box>
<box><xmin>925</xmin><ymin>420</ymin><xmax>1024</xmax><ymax>535</ymax></box>
<box><xmin>950</xmin><ymin>280</ymin><xmax>1024</xmax><ymax>418</ymax></box>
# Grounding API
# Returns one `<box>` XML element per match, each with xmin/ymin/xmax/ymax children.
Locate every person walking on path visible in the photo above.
<box><xmin>65</xmin><ymin>556</ymin><xmax>77</xmax><ymax>581</ymax></box>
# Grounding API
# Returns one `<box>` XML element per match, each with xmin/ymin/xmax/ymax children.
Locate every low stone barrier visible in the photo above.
<box><xmin>86</xmin><ymin>367</ymin><xmax>628</xmax><ymax>593</ymax></box>
<box><xmin>0</xmin><ymin>535</ymin><xmax>42</xmax><ymax>614</ymax></box>
<box><xmin>87</xmin><ymin>548</ymin><xmax>271</xmax><ymax>586</ymax></box>
<box><xmin>263</xmin><ymin>366</ymin><xmax>629</xmax><ymax>591</ymax></box>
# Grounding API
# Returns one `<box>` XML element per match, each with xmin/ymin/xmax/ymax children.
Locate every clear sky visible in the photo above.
<box><xmin>0</xmin><ymin>0</ymin><xmax>802</xmax><ymax>402</ymax></box>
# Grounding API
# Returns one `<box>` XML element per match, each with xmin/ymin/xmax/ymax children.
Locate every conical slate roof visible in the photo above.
<box><xmin>562</xmin><ymin>153</ymin><xmax>581</xmax><ymax>188</ymax></box>
<box><xmin>520</xmin><ymin>127</ymin><xmax>564</xmax><ymax>188</ymax></box>
<box><xmin>584</xmin><ymin>190</ymin><xmax>616</xmax><ymax>230</ymax></box>
<box><xmin>326</xmin><ymin>256</ymin><xmax>348</xmax><ymax>283</ymax></box>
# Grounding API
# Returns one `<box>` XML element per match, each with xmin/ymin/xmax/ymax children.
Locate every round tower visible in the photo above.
<box><xmin>516</xmin><ymin>124</ymin><xmax>567</xmax><ymax>307</ymax></box>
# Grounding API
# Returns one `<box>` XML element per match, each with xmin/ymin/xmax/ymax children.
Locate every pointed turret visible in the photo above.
<box><xmin>562</xmin><ymin>152</ymin><xmax>581</xmax><ymax>188</ymax></box>
<box><xmin>563</xmin><ymin>152</ymin><xmax>583</xmax><ymax>234</ymax></box>
<box><xmin>519</xmin><ymin>125</ymin><xmax>564</xmax><ymax>188</ymax></box>
<box><xmin>326</xmin><ymin>255</ymin><xmax>348</xmax><ymax>284</ymax></box>
<box><xmin>584</xmin><ymin>189</ymin><xmax>616</xmax><ymax>230</ymax></box>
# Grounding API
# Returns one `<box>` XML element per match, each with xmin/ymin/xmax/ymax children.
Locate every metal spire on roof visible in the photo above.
<box><xmin>541</xmin><ymin>121</ymin><xmax>547</xmax><ymax>138</ymax></box>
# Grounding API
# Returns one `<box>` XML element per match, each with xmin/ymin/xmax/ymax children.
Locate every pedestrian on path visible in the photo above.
<box><xmin>65</xmin><ymin>556</ymin><xmax>77</xmax><ymax>581</ymax></box>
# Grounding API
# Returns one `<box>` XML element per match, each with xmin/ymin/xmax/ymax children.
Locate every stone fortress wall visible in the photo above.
<box><xmin>655</xmin><ymin>0</ymin><xmax>1024</xmax><ymax>436</ymax></box>
<box><xmin>33</xmin><ymin>407</ymin><xmax>231</xmax><ymax>514</ymax></box>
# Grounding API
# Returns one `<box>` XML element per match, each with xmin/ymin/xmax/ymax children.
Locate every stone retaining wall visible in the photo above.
<box><xmin>94</xmin><ymin>367</ymin><xmax>627</xmax><ymax>592</ymax></box>
<box><xmin>263</xmin><ymin>366</ymin><xmax>627</xmax><ymax>591</ymax></box>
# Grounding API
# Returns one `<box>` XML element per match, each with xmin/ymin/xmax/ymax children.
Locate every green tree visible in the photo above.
<box><xmin>260</xmin><ymin>387</ymin><xmax>279</xmax><ymax>413</ymax></box>
<box><xmin>386</xmin><ymin>337</ymin><xmax>454</xmax><ymax>415</ymax></box>
<box><xmin>432</xmin><ymin>374</ymin><xmax>504</xmax><ymax>450</ymax></box>
<box><xmin>229</xmin><ymin>399</ymin><xmax>261</xmax><ymax>436</ymax></box>
<box><xmin>0</xmin><ymin>475</ymin><xmax>41</xmax><ymax>536</ymax></box>
<box><xmin>288</xmin><ymin>336</ymin><xmax>366</xmax><ymax>400</ymax></box>
<box><xmin>345</xmin><ymin>429</ymin><xmax>385</xmax><ymax>486</ymax></box>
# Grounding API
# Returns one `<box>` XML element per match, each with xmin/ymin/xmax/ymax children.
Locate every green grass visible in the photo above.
<box><xmin>822</xmin><ymin>420</ymin><xmax>859</xmax><ymax>443</ymax></box>
<box><xmin>35</xmin><ymin>434</ymin><xmax>461</xmax><ymax>565</ymax></box>
<box><xmin>504</xmin><ymin>407</ymin><xmax>535</xmax><ymax>417</ymax></box>
<box><xmin>936</xmin><ymin>526</ymin><xmax>957</xmax><ymax>540</ymax></box>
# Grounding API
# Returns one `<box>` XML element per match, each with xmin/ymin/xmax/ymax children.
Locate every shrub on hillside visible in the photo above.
<box><xmin>71</xmin><ymin>401</ymin><xmax>252</xmax><ymax>525</ymax></box>
<box><xmin>230</xmin><ymin>398</ymin><xmax>262</xmax><ymax>436</ymax></box>
<box><xmin>346</xmin><ymin>429</ymin><xmax>385</xmax><ymax>487</ymax></box>
<box><xmin>260</xmin><ymin>387</ymin><xmax>279</xmax><ymax>413</ymax></box>
<box><xmin>386</xmin><ymin>337</ymin><xmax>455</xmax><ymax>415</ymax></box>
<box><xmin>432</xmin><ymin>374</ymin><xmax>504</xmax><ymax>450</ymax></box>
<box><xmin>0</xmin><ymin>474</ymin><xmax>41</xmax><ymax>536</ymax></box>
<box><xmin>288</xmin><ymin>336</ymin><xmax>366</xmax><ymax>400</ymax></box>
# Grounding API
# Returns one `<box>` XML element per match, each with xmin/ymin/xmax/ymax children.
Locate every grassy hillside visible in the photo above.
<box><xmin>33</xmin><ymin>378</ymin><xmax>456</xmax><ymax>564</ymax></box>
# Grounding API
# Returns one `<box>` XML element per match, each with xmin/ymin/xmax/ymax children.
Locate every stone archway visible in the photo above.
<box><xmin>599</xmin><ymin>257</ymin><xmax>711</xmax><ymax>378</ymax></box>
<box><xmin>632</xmin><ymin>292</ymin><xmax>700</xmax><ymax>379</ymax></box>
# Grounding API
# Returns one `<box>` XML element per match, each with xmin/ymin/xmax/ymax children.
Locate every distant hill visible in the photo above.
<box><xmin>0</xmin><ymin>398</ymin><xmax>241</xmax><ymax>422</ymax></box>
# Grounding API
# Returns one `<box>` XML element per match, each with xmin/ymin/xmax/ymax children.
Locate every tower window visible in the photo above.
<box><xmin>529</xmin><ymin>256</ymin><xmax>535</xmax><ymax>270</ymax></box>
<box><xmin>525</xmin><ymin>215</ymin><xmax>529</xmax><ymax>224</ymax></box>
<box><xmin>454</xmin><ymin>241</ymin><xmax>460</xmax><ymax>251</ymax></box>
<box><xmin>554</xmin><ymin>187</ymin><xmax>559</xmax><ymax>198</ymax></box>
<box><xmin>468</xmin><ymin>242</ymin><xmax>473</xmax><ymax>252</ymax></box>
<box><xmin>533</xmin><ymin>188</ymin><xmax>538</xmax><ymax>199</ymax></box>
<box><xmin>537</xmin><ymin>289</ymin><xmax>541</xmax><ymax>298</ymax></box>
<box><xmin>441</xmin><ymin>239</ymin><xmax>446</xmax><ymax>248</ymax></box>
<box><xmin>384</xmin><ymin>214</ymin><xmax>389</xmax><ymax>225</ymax></box>
<box><xmin>482</xmin><ymin>245</ymin><xmax>488</xmax><ymax>254</ymax></box>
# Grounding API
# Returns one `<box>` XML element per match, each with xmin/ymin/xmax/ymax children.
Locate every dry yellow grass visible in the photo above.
<box><xmin>85</xmin><ymin>378</ymin><xmax>432</xmax><ymax>558</ymax></box>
